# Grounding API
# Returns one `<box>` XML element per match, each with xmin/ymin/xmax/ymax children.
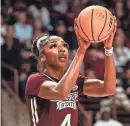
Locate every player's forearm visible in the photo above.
<box><xmin>104</xmin><ymin>55</ymin><xmax>116</xmax><ymax>94</ymax></box>
<box><xmin>55</xmin><ymin>48</ymin><xmax>85</xmax><ymax>97</ymax></box>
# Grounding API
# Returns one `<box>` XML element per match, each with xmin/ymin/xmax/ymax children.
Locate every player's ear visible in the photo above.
<box><xmin>40</xmin><ymin>54</ymin><xmax>46</xmax><ymax>62</ymax></box>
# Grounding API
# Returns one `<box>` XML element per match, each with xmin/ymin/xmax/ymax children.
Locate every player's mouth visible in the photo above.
<box><xmin>58</xmin><ymin>55</ymin><xmax>67</xmax><ymax>62</ymax></box>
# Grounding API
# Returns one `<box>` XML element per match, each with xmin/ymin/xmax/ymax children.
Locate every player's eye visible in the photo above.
<box><xmin>50</xmin><ymin>43</ymin><xmax>57</xmax><ymax>48</ymax></box>
<box><xmin>63</xmin><ymin>43</ymin><xmax>69</xmax><ymax>49</ymax></box>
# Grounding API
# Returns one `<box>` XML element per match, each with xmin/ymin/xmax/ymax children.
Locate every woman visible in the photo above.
<box><xmin>113</xmin><ymin>28</ymin><xmax>130</xmax><ymax>68</ymax></box>
<box><xmin>25</xmin><ymin>19</ymin><xmax>117</xmax><ymax>126</ymax></box>
<box><xmin>33</xmin><ymin>19</ymin><xmax>48</xmax><ymax>40</ymax></box>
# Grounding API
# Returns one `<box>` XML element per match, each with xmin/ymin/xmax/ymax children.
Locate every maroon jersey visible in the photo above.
<box><xmin>25</xmin><ymin>73</ymin><xmax>85</xmax><ymax>126</ymax></box>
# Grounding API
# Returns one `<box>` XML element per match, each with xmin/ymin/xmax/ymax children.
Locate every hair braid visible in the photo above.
<box><xmin>32</xmin><ymin>33</ymin><xmax>49</xmax><ymax>59</ymax></box>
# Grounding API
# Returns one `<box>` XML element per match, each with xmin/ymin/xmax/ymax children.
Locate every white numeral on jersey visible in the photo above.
<box><xmin>61</xmin><ymin>114</ymin><xmax>71</xmax><ymax>126</ymax></box>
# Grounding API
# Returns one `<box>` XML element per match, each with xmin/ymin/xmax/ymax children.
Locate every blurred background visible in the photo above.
<box><xmin>1</xmin><ymin>0</ymin><xmax>130</xmax><ymax>126</ymax></box>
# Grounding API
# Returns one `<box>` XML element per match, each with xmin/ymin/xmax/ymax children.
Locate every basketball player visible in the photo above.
<box><xmin>25</xmin><ymin>19</ymin><xmax>117</xmax><ymax>126</ymax></box>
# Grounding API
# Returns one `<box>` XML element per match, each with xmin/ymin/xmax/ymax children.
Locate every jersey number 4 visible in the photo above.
<box><xmin>61</xmin><ymin>114</ymin><xmax>71</xmax><ymax>126</ymax></box>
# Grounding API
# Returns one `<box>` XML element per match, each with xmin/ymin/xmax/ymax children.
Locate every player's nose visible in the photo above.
<box><xmin>58</xmin><ymin>45</ymin><xmax>65</xmax><ymax>52</ymax></box>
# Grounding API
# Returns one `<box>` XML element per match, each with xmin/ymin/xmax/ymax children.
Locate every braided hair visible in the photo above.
<box><xmin>32</xmin><ymin>33</ymin><xmax>50</xmax><ymax>71</ymax></box>
<box><xmin>32</xmin><ymin>33</ymin><xmax>50</xmax><ymax>59</ymax></box>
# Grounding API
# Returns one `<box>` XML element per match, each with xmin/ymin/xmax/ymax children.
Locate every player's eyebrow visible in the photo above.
<box><xmin>50</xmin><ymin>40</ymin><xmax>66</xmax><ymax>44</ymax></box>
<box><xmin>49</xmin><ymin>41</ymin><xmax>55</xmax><ymax>44</ymax></box>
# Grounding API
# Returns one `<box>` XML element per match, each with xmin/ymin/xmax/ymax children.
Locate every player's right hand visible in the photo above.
<box><xmin>74</xmin><ymin>18</ymin><xmax>91</xmax><ymax>51</ymax></box>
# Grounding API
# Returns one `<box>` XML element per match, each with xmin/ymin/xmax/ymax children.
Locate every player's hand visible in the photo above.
<box><xmin>104</xmin><ymin>16</ymin><xmax>117</xmax><ymax>49</ymax></box>
<box><xmin>74</xmin><ymin>18</ymin><xmax>91</xmax><ymax>51</ymax></box>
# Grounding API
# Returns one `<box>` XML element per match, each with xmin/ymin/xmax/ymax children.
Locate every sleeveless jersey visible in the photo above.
<box><xmin>25</xmin><ymin>73</ymin><xmax>85</xmax><ymax>126</ymax></box>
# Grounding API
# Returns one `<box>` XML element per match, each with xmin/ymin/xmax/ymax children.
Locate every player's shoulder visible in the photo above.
<box><xmin>27</xmin><ymin>73</ymin><xmax>48</xmax><ymax>82</ymax></box>
<box><xmin>26</xmin><ymin>73</ymin><xmax>50</xmax><ymax>96</ymax></box>
<box><xmin>26</xmin><ymin>73</ymin><xmax>50</xmax><ymax>87</ymax></box>
<box><xmin>28</xmin><ymin>72</ymin><xmax>44</xmax><ymax>78</ymax></box>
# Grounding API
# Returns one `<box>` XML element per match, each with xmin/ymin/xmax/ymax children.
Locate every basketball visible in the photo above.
<box><xmin>76</xmin><ymin>5</ymin><xmax>115</xmax><ymax>43</ymax></box>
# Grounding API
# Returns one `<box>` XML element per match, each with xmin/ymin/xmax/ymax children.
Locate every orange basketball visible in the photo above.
<box><xmin>76</xmin><ymin>5</ymin><xmax>115</xmax><ymax>43</ymax></box>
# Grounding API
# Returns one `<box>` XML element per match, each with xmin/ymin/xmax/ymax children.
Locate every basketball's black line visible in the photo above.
<box><xmin>79</xmin><ymin>15</ymin><xmax>90</xmax><ymax>41</ymax></box>
<box><xmin>92</xmin><ymin>29</ymin><xmax>113</xmax><ymax>41</ymax></box>
<box><xmin>99</xmin><ymin>28</ymin><xmax>113</xmax><ymax>40</ymax></box>
<box><xmin>89</xmin><ymin>28</ymin><xmax>113</xmax><ymax>41</ymax></box>
<box><xmin>91</xmin><ymin>9</ymin><xmax>95</xmax><ymax>42</ymax></box>
<box><xmin>107</xmin><ymin>14</ymin><xmax>114</xmax><ymax>32</ymax></box>
<box><xmin>98</xmin><ymin>10</ymin><xmax>107</xmax><ymax>40</ymax></box>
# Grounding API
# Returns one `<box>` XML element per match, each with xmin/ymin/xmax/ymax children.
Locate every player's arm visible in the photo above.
<box><xmin>83</xmin><ymin>18</ymin><xmax>117</xmax><ymax>97</ymax></box>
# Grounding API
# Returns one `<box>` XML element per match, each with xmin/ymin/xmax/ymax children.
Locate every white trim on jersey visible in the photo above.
<box><xmin>31</xmin><ymin>97</ymin><xmax>39</xmax><ymax>126</ymax></box>
<box><xmin>31</xmin><ymin>98</ymin><xmax>36</xmax><ymax>126</ymax></box>
<box><xmin>42</xmin><ymin>73</ymin><xmax>56</xmax><ymax>82</ymax></box>
<box><xmin>34</xmin><ymin>97</ymin><xmax>39</xmax><ymax>123</ymax></box>
<box><xmin>42</xmin><ymin>73</ymin><xmax>78</xmax><ymax>87</ymax></box>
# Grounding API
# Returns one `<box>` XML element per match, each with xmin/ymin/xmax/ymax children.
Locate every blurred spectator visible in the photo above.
<box><xmin>100</xmin><ymin>86</ymin><xmax>130</xmax><ymax>112</ymax></box>
<box><xmin>28</xmin><ymin>5</ymin><xmax>40</xmax><ymax>19</ymax></box>
<box><xmin>85</xmin><ymin>68</ymin><xmax>97</xmax><ymax>79</ymax></box>
<box><xmin>115</xmin><ymin>0</ymin><xmax>124</xmax><ymax>19</ymax></box>
<box><xmin>33</xmin><ymin>18</ymin><xmax>49</xmax><ymax>39</ymax></box>
<box><xmin>78</xmin><ymin>103</ymin><xmax>92</xmax><ymax>126</ymax></box>
<box><xmin>122</xmin><ymin>60</ymin><xmax>130</xmax><ymax>98</ymax></box>
<box><xmin>1</xmin><ymin>14</ymin><xmax>7</xmax><ymax>46</ymax></box>
<box><xmin>28</xmin><ymin>3</ymin><xmax>51</xmax><ymax>28</ymax></box>
<box><xmin>19</xmin><ymin>47</ymin><xmax>33</xmax><ymax>102</ymax></box>
<box><xmin>19</xmin><ymin>59</ymin><xmax>31</xmax><ymax>102</ymax></box>
<box><xmin>14</xmin><ymin>11</ymin><xmax>33</xmax><ymax>43</ymax></box>
<box><xmin>1</xmin><ymin>25</ymin><xmax>21</xmax><ymax>81</ymax></box>
<box><xmin>125</xmin><ymin>33</ymin><xmax>130</xmax><ymax>49</ymax></box>
<box><xmin>65</xmin><ymin>0</ymin><xmax>84</xmax><ymax>26</ymax></box>
<box><xmin>0</xmin><ymin>36</ymin><xmax>5</xmax><ymax>46</ymax></box>
<box><xmin>54</xmin><ymin>20</ymin><xmax>78</xmax><ymax>50</ymax></box>
<box><xmin>94</xmin><ymin>108</ymin><xmax>124</xmax><ymax>126</ymax></box>
<box><xmin>1</xmin><ymin>14</ymin><xmax>7</xmax><ymax>37</ymax></box>
<box><xmin>55</xmin><ymin>20</ymin><xmax>67</xmax><ymax>38</ymax></box>
<box><xmin>118</xmin><ymin>0</ymin><xmax>130</xmax><ymax>33</ymax></box>
<box><xmin>14</xmin><ymin>0</ymin><xmax>27</xmax><ymax>11</ymax></box>
<box><xmin>113</xmin><ymin>28</ymin><xmax>130</xmax><ymax>68</ymax></box>
<box><xmin>84</xmin><ymin>44</ymin><xmax>105</xmax><ymax>79</ymax></box>
<box><xmin>53</xmin><ymin>0</ymin><xmax>68</xmax><ymax>14</ymax></box>
<box><xmin>40</xmin><ymin>6</ymin><xmax>51</xmax><ymax>28</ymax></box>
<box><xmin>126</xmin><ymin>0</ymin><xmax>130</xmax><ymax>10</ymax></box>
<box><xmin>86</xmin><ymin>0</ymin><xmax>106</xmax><ymax>6</ymax></box>
<box><xmin>115</xmin><ymin>86</ymin><xmax>130</xmax><ymax>111</ymax></box>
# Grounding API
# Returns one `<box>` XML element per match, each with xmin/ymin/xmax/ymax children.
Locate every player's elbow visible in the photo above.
<box><xmin>58</xmin><ymin>91</ymin><xmax>68</xmax><ymax>100</ymax></box>
<box><xmin>55</xmin><ymin>88</ymin><xmax>68</xmax><ymax>100</ymax></box>
<box><xmin>105</xmin><ymin>86</ymin><xmax>116</xmax><ymax>96</ymax></box>
<box><xmin>107</xmin><ymin>89</ymin><xmax>115</xmax><ymax>96</ymax></box>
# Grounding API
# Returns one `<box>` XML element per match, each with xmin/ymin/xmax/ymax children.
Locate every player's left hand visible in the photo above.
<box><xmin>104</xmin><ymin>16</ymin><xmax>117</xmax><ymax>49</ymax></box>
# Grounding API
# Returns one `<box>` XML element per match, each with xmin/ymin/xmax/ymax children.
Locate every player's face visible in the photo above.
<box><xmin>42</xmin><ymin>36</ymin><xmax>69</xmax><ymax>69</ymax></box>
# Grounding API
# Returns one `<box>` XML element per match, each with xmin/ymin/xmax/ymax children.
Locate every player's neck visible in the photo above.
<box><xmin>45</xmin><ymin>67</ymin><xmax>65</xmax><ymax>80</ymax></box>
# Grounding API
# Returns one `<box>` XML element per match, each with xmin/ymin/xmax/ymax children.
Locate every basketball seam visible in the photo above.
<box><xmin>99</xmin><ymin>28</ymin><xmax>113</xmax><ymax>40</ymax></box>
<box><xmin>91</xmin><ymin>9</ymin><xmax>95</xmax><ymax>42</ymax></box>
<box><xmin>90</xmin><ymin>27</ymin><xmax>113</xmax><ymax>41</ymax></box>
<box><xmin>79</xmin><ymin>14</ymin><xmax>90</xmax><ymax>41</ymax></box>
<box><xmin>98</xmin><ymin>9</ymin><xmax>107</xmax><ymax>40</ymax></box>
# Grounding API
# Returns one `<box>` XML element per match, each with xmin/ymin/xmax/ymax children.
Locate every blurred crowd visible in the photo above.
<box><xmin>1</xmin><ymin>0</ymin><xmax>130</xmax><ymax>126</ymax></box>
